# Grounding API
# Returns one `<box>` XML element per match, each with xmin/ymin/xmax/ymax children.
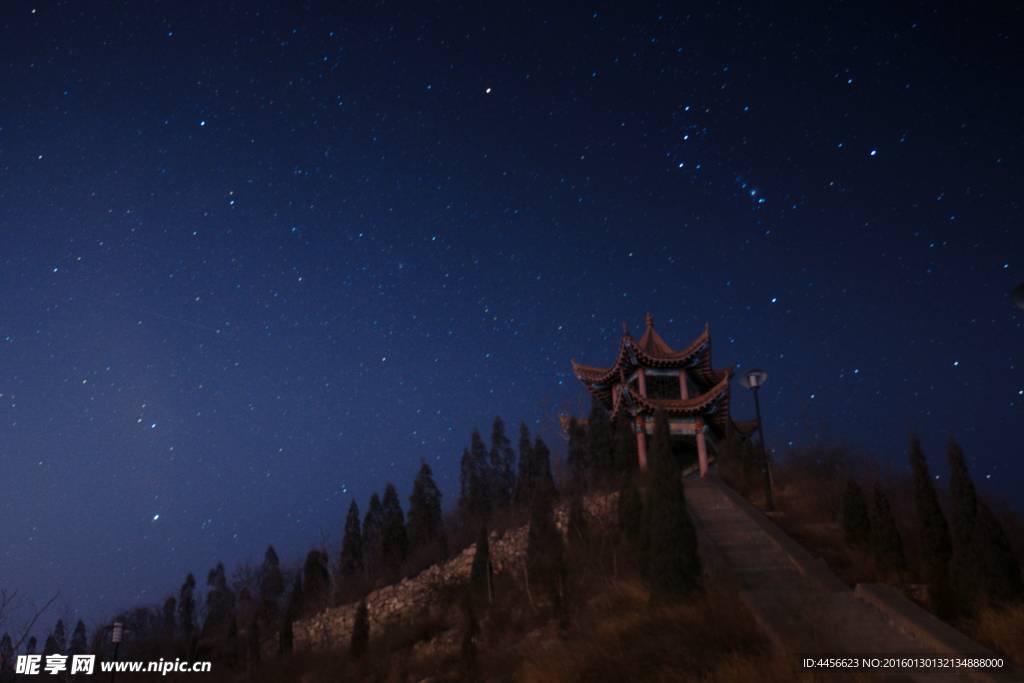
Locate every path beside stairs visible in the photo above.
<box><xmin>684</xmin><ymin>474</ymin><xmax>1022</xmax><ymax>683</ymax></box>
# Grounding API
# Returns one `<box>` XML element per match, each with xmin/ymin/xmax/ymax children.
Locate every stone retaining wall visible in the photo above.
<box><xmin>294</xmin><ymin>494</ymin><xmax>616</xmax><ymax>652</ymax></box>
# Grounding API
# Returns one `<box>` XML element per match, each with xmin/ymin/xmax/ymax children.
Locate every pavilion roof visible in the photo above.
<box><xmin>572</xmin><ymin>313</ymin><xmax>752</xmax><ymax>437</ymax></box>
<box><xmin>571</xmin><ymin>313</ymin><xmax>730</xmax><ymax>390</ymax></box>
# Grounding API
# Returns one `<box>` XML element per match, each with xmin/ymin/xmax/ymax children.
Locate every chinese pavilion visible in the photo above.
<box><xmin>571</xmin><ymin>313</ymin><xmax>756</xmax><ymax>475</ymax></box>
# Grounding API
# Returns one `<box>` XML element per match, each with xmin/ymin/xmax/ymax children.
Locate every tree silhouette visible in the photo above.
<box><xmin>204</xmin><ymin>562</ymin><xmax>237</xmax><ymax>637</ymax></box>
<box><xmin>362</xmin><ymin>492</ymin><xmax>384</xmax><ymax>579</ymax></box>
<box><xmin>459</xmin><ymin>429</ymin><xmax>493</xmax><ymax>524</ymax></box>
<box><xmin>532</xmin><ymin>436</ymin><xmax>557</xmax><ymax>505</ymax></box>
<box><xmin>870</xmin><ymin>486</ymin><xmax>906</xmax><ymax>574</ymax></box>
<box><xmin>947</xmin><ymin>435</ymin><xmax>1024</xmax><ymax>611</ymax></box>
<box><xmin>970</xmin><ymin>499</ymin><xmax>1024</xmax><ymax>606</ymax></box>
<box><xmin>260</xmin><ymin>545</ymin><xmax>285</xmax><ymax>622</ymax></box>
<box><xmin>947</xmin><ymin>433</ymin><xmax>979</xmax><ymax>612</ymax></box>
<box><xmin>841</xmin><ymin>480</ymin><xmax>870</xmax><ymax>546</ymax></box>
<box><xmin>470</xmin><ymin>525</ymin><xmax>492</xmax><ymax>604</ymax></box>
<box><xmin>612</xmin><ymin>408</ymin><xmax>639</xmax><ymax>477</ymax></box>
<box><xmin>1</xmin><ymin>633</ymin><xmax>13</xmax><ymax>682</ymax></box>
<box><xmin>279</xmin><ymin>573</ymin><xmax>301</xmax><ymax>655</ymax></box>
<box><xmin>350</xmin><ymin>600</ymin><xmax>369</xmax><ymax>658</ymax></box>
<box><xmin>301</xmin><ymin>550</ymin><xmax>331</xmax><ymax>613</ymax></box>
<box><xmin>42</xmin><ymin>619</ymin><xmax>64</xmax><ymax>656</ymax></box>
<box><xmin>641</xmin><ymin>409</ymin><xmax>702</xmax><ymax>600</ymax></box>
<box><xmin>381</xmin><ymin>483</ymin><xmax>409</xmax><ymax>573</ymax></box>
<box><xmin>68</xmin><ymin>620</ymin><xmax>87</xmax><ymax>656</ymax></box>
<box><xmin>566</xmin><ymin>416</ymin><xmax>588</xmax><ymax>492</ymax></box>
<box><xmin>488</xmin><ymin>416</ymin><xmax>517</xmax><ymax>512</ymax></box>
<box><xmin>407</xmin><ymin>460</ymin><xmax>444</xmax><ymax>554</ymax></box>
<box><xmin>585</xmin><ymin>398</ymin><xmax>615</xmax><ymax>487</ymax></box>
<box><xmin>618</xmin><ymin>473</ymin><xmax>643</xmax><ymax>550</ymax></box>
<box><xmin>526</xmin><ymin>464</ymin><xmax>566</xmax><ymax>615</ymax></box>
<box><xmin>340</xmin><ymin>499</ymin><xmax>364</xmax><ymax>577</ymax></box>
<box><xmin>907</xmin><ymin>434</ymin><xmax>952</xmax><ymax>611</ymax></box>
<box><xmin>178</xmin><ymin>573</ymin><xmax>196</xmax><ymax>636</ymax></box>
<box><xmin>162</xmin><ymin>597</ymin><xmax>177</xmax><ymax>636</ymax></box>
<box><xmin>513</xmin><ymin>422</ymin><xmax>535</xmax><ymax>509</ymax></box>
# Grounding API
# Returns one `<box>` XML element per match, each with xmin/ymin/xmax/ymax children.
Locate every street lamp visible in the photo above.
<box><xmin>108</xmin><ymin>622</ymin><xmax>124</xmax><ymax>683</ymax></box>
<box><xmin>740</xmin><ymin>369</ymin><xmax>773</xmax><ymax>512</ymax></box>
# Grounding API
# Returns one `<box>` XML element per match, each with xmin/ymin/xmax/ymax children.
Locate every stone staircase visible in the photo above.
<box><xmin>685</xmin><ymin>474</ymin><xmax>1022</xmax><ymax>683</ymax></box>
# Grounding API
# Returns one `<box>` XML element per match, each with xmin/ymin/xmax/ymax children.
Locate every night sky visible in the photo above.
<box><xmin>3</xmin><ymin>0</ymin><xmax>1022</xmax><ymax>630</ymax></box>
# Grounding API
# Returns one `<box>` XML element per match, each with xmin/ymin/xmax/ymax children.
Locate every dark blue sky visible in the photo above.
<box><xmin>2</xmin><ymin>0</ymin><xmax>1021</xmax><ymax>631</ymax></box>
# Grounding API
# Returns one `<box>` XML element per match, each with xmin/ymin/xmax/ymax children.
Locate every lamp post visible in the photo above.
<box><xmin>740</xmin><ymin>369</ymin><xmax>773</xmax><ymax>512</ymax></box>
<box><xmin>109</xmin><ymin>622</ymin><xmax>123</xmax><ymax>683</ymax></box>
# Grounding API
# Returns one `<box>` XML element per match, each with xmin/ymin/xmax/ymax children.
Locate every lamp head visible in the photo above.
<box><xmin>741</xmin><ymin>369</ymin><xmax>768</xmax><ymax>390</ymax></box>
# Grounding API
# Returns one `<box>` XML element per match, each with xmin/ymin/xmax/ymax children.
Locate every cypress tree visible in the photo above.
<box><xmin>350</xmin><ymin>601</ymin><xmax>369</xmax><ymax>658</ymax></box>
<box><xmin>946</xmin><ymin>434</ymin><xmax>1024</xmax><ymax>609</ymax></box>
<box><xmin>527</xmin><ymin>488</ymin><xmax>560</xmax><ymax>566</ymax></box>
<box><xmin>1</xmin><ymin>634</ymin><xmax>12</xmax><ymax>680</ymax></box>
<box><xmin>43</xmin><ymin>620</ymin><xmax>65</xmax><ymax>656</ymax></box>
<box><xmin>162</xmin><ymin>597</ymin><xmax>177</xmax><ymax>636</ymax></box>
<box><xmin>532</xmin><ymin>436</ymin><xmax>557</xmax><ymax>505</ymax></box>
<box><xmin>526</xmin><ymin>473</ymin><xmax>567</xmax><ymax>615</ymax></box>
<box><xmin>470</xmin><ymin>525</ymin><xmax>491</xmax><ymax>602</ymax></box>
<box><xmin>488</xmin><ymin>416</ymin><xmax>517</xmax><ymax>512</ymax></box>
<box><xmin>947</xmin><ymin>435</ymin><xmax>981</xmax><ymax>612</ymax></box>
<box><xmin>42</xmin><ymin>635</ymin><xmax>59</xmax><ymax>658</ymax></box>
<box><xmin>907</xmin><ymin>434</ymin><xmax>952</xmax><ymax>610</ymax></box>
<box><xmin>618</xmin><ymin>473</ymin><xmax>643</xmax><ymax>549</ymax></box>
<box><xmin>841</xmin><ymin>480</ymin><xmax>871</xmax><ymax>546</ymax></box>
<box><xmin>362</xmin><ymin>492</ymin><xmax>384</xmax><ymax>578</ymax></box>
<box><xmin>458</xmin><ymin>446</ymin><xmax>473</xmax><ymax>514</ymax></box>
<box><xmin>407</xmin><ymin>460</ymin><xmax>444</xmax><ymax>553</ymax></box>
<box><xmin>260</xmin><ymin>545</ymin><xmax>285</xmax><ymax>623</ymax></box>
<box><xmin>642</xmin><ymin>409</ymin><xmax>702</xmax><ymax>600</ymax></box>
<box><xmin>178</xmin><ymin>573</ymin><xmax>196</xmax><ymax>636</ymax></box>
<box><xmin>381</xmin><ymin>482</ymin><xmax>409</xmax><ymax>573</ymax></box>
<box><xmin>69</xmin><ymin>620</ymin><xmax>87</xmax><ymax>657</ymax></box>
<box><xmin>585</xmin><ymin>398</ymin><xmax>615</xmax><ymax>487</ymax></box>
<box><xmin>612</xmin><ymin>410</ymin><xmax>639</xmax><ymax>477</ymax></box>
<box><xmin>566</xmin><ymin>417</ymin><xmax>588</xmax><ymax>493</ymax></box>
<box><xmin>567</xmin><ymin>491</ymin><xmax>590</xmax><ymax>553</ymax></box>
<box><xmin>280</xmin><ymin>573</ymin><xmax>301</xmax><ymax>655</ymax></box>
<box><xmin>459</xmin><ymin>429</ymin><xmax>493</xmax><ymax>523</ymax></box>
<box><xmin>340</xmin><ymin>499</ymin><xmax>364</xmax><ymax>577</ymax></box>
<box><xmin>513</xmin><ymin>422</ymin><xmax>535</xmax><ymax>508</ymax></box>
<box><xmin>52</xmin><ymin>619</ymin><xmax>66</xmax><ymax>655</ymax></box>
<box><xmin>870</xmin><ymin>486</ymin><xmax>906</xmax><ymax>574</ymax></box>
<box><xmin>947</xmin><ymin>435</ymin><xmax>977</xmax><ymax>549</ymax></box>
<box><xmin>970</xmin><ymin>500</ymin><xmax>1024</xmax><ymax>606</ymax></box>
<box><xmin>205</xmin><ymin>562</ymin><xmax>237</xmax><ymax>636</ymax></box>
<box><xmin>246</xmin><ymin>612</ymin><xmax>261</xmax><ymax>665</ymax></box>
<box><xmin>278</xmin><ymin>611</ymin><xmax>293</xmax><ymax>656</ymax></box>
<box><xmin>301</xmin><ymin>550</ymin><xmax>331</xmax><ymax>610</ymax></box>
<box><xmin>460</xmin><ymin>614</ymin><xmax>482</xmax><ymax>679</ymax></box>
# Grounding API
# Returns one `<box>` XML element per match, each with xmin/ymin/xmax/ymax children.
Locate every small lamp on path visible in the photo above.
<box><xmin>740</xmin><ymin>369</ymin><xmax>773</xmax><ymax>512</ymax></box>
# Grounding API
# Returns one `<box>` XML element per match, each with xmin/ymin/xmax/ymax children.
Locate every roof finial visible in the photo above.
<box><xmin>622</xmin><ymin>322</ymin><xmax>628</xmax><ymax>335</ymax></box>
<box><xmin>646</xmin><ymin>312</ymin><xmax>654</xmax><ymax>329</ymax></box>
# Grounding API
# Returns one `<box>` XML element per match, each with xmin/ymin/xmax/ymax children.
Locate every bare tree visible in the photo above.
<box><xmin>0</xmin><ymin>589</ymin><xmax>60</xmax><ymax>653</ymax></box>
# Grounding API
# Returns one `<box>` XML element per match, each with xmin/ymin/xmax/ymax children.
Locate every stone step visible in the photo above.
<box><xmin>685</xmin><ymin>474</ymin><xmax>1023</xmax><ymax>683</ymax></box>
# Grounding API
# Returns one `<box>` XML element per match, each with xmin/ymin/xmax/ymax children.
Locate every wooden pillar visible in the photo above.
<box><xmin>679</xmin><ymin>369</ymin><xmax>689</xmax><ymax>399</ymax></box>
<box><xmin>636</xmin><ymin>416</ymin><xmax>648</xmax><ymax>471</ymax></box>
<box><xmin>636</xmin><ymin>368</ymin><xmax>649</xmax><ymax>470</ymax></box>
<box><xmin>696</xmin><ymin>417</ymin><xmax>708</xmax><ymax>477</ymax></box>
